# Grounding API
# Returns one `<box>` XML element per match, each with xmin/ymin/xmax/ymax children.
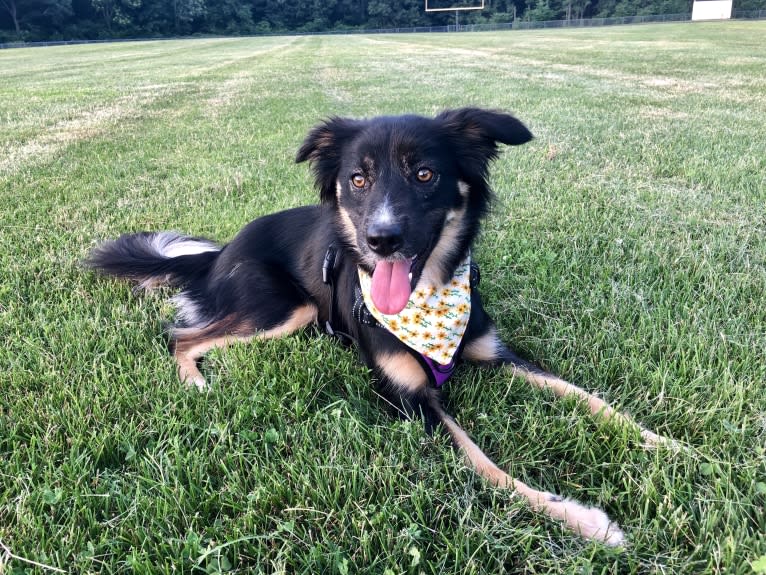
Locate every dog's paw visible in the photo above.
<box><xmin>539</xmin><ymin>494</ymin><xmax>625</xmax><ymax>546</ymax></box>
<box><xmin>564</xmin><ymin>499</ymin><xmax>625</xmax><ymax>546</ymax></box>
<box><xmin>183</xmin><ymin>375</ymin><xmax>210</xmax><ymax>392</ymax></box>
<box><xmin>639</xmin><ymin>427</ymin><xmax>685</xmax><ymax>452</ymax></box>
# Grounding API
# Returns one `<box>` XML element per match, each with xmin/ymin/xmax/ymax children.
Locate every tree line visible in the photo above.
<box><xmin>1</xmin><ymin>0</ymin><xmax>764</xmax><ymax>42</ymax></box>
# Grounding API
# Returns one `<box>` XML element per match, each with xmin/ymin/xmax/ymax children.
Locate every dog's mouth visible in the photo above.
<box><xmin>369</xmin><ymin>256</ymin><xmax>417</xmax><ymax>315</ymax></box>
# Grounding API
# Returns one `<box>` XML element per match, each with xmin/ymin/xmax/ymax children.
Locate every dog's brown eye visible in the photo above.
<box><xmin>351</xmin><ymin>174</ymin><xmax>366</xmax><ymax>189</ymax></box>
<box><xmin>416</xmin><ymin>168</ymin><xmax>433</xmax><ymax>183</ymax></box>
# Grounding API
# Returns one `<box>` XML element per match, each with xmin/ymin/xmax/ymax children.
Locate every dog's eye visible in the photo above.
<box><xmin>351</xmin><ymin>174</ymin><xmax>366</xmax><ymax>189</ymax></box>
<box><xmin>416</xmin><ymin>168</ymin><xmax>434</xmax><ymax>183</ymax></box>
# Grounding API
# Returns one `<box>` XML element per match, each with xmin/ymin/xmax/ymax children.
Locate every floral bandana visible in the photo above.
<box><xmin>358</xmin><ymin>256</ymin><xmax>472</xmax><ymax>366</ymax></box>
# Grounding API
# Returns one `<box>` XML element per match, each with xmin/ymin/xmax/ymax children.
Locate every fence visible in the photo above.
<box><xmin>2</xmin><ymin>10</ymin><xmax>765</xmax><ymax>49</ymax></box>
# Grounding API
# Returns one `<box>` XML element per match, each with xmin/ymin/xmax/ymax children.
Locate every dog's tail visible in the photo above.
<box><xmin>86</xmin><ymin>231</ymin><xmax>221</xmax><ymax>289</ymax></box>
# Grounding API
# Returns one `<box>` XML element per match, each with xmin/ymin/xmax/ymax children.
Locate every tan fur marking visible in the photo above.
<box><xmin>174</xmin><ymin>304</ymin><xmax>318</xmax><ymax>391</ymax></box>
<box><xmin>376</xmin><ymin>351</ymin><xmax>428</xmax><ymax>393</ymax></box>
<box><xmin>419</xmin><ymin>202</ymin><xmax>466</xmax><ymax>287</ymax></box>
<box><xmin>509</xmin><ymin>365</ymin><xmax>679</xmax><ymax>449</ymax></box>
<box><xmin>517</xmin><ymin>368</ymin><xmax>616</xmax><ymax>416</ymax></box>
<box><xmin>138</xmin><ymin>275</ymin><xmax>172</xmax><ymax>290</ymax></box>
<box><xmin>463</xmin><ymin>328</ymin><xmax>502</xmax><ymax>362</ymax></box>
<box><xmin>464</xmin><ymin>327</ymin><xmax>661</xmax><ymax>444</ymax></box>
<box><xmin>309</xmin><ymin>129</ymin><xmax>335</xmax><ymax>157</ymax></box>
<box><xmin>336</xmin><ymin>181</ymin><xmax>359</xmax><ymax>249</ymax></box>
<box><xmin>430</xmin><ymin>402</ymin><xmax>624</xmax><ymax>545</ymax></box>
<box><xmin>461</xmin><ymin>328</ymin><xmax>674</xmax><ymax>447</ymax></box>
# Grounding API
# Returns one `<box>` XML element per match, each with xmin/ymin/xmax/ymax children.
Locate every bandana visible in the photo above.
<box><xmin>358</xmin><ymin>256</ymin><xmax>472</xmax><ymax>367</ymax></box>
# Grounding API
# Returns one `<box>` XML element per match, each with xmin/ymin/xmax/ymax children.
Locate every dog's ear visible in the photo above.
<box><xmin>296</xmin><ymin>117</ymin><xmax>365</xmax><ymax>203</ymax></box>
<box><xmin>436</xmin><ymin>107</ymin><xmax>533</xmax><ymax>150</ymax></box>
<box><xmin>436</xmin><ymin>108</ymin><xmax>533</xmax><ymax>213</ymax></box>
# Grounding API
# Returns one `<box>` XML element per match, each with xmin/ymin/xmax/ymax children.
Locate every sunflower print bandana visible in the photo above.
<box><xmin>358</xmin><ymin>256</ymin><xmax>472</xmax><ymax>365</ymax></box>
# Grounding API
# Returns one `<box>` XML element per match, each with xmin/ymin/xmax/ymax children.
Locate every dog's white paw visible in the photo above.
<box><xmin>183</xmin><ymin>375</ymin><xmax>210</xmax><ymax>392</ymax></box>
<box><xmin>540</xmin><ymin>494</ymin><xmax>625</xmax><ymax>546</ymax></box>
<box><xmin>564</xmin><ymin>499</ymin><xmax>625</xmax><ymax>546</ymax></box>
<box><xmin>640</xmin><ymin>427</ymin><xmax>684</xmax><ymax>452</ymax></box>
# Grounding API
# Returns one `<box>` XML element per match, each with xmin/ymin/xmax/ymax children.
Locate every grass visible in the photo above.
<box><xmin>1</xmin><ymin>21</ymin><xmax>765</xmax><ymax>574</ymax></box>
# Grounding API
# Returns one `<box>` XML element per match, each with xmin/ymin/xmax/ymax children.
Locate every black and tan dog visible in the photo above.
<box><xmin>88</xmin><ymin>108</ymin><xmax>672</xmax><ymax>545</ymax></box>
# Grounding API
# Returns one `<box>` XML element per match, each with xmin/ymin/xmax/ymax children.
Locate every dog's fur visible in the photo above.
<box><xmin>87</xmin><ymin>108</ymin><xmax>673</xmax><ymax>545</ymax></box>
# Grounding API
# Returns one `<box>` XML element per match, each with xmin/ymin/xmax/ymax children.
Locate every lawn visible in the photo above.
<box><xmin>1</xmin><ymin>21</ymin><xmax>765</xmax><ymax>574</ymax></box>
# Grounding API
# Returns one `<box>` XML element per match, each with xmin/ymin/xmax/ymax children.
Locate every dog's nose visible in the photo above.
<box><xmin>366</xmin><ymin>221</ymin><xmax>403</xmax><ymax>256</ymax></box>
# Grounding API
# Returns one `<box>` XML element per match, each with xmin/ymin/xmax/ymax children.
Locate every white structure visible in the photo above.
<box><xmin>424</xmin><ymin>0</ymin><xmax>485</xmax><ymax>12</ymax></box>
<box><xmin>692</xmin><ymin>0</ymin><xmax>733</xmax><ymax>20</ymax></box>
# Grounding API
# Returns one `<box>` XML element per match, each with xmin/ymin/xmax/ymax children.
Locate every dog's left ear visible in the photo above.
<box><xmin>436</xmin><ymin>108</ymin><xmax>533</xmax><ymax>210</ymax></box>
<box><xmin>434</xmin><ymin>108</ymin><xmax>532</xmax><ymax>213</ymax></box>
<box><xmin>436</xmin><ymin>108</ymin><xmax>533</xmax><ymax>177</ymax></box>
<box><xmin>296</xmin><ymin>117</ymin><xmax>365</xmax><ymax>203</ymax></box>
<box><xmin>436</xmin><ymin>107</ymin><xmax>533</xmax><ymax>149</ymax></box>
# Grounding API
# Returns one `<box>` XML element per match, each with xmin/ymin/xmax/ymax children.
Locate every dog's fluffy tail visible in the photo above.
<box><xmin>86</xmin><ymin>231</ymin><xmax>221</xmax><ymax>289</ymax></box>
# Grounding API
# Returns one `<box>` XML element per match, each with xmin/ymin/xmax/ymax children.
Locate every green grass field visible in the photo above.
<box><xmin>1</xmin><ymin>21</ymin><xmax>765</xmax><ymax>574</ymax></box>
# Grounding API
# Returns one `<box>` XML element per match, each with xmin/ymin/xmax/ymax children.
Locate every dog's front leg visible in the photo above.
<box><xmin>373</xmin><ymin>347</ymin><xmax>625</xmax><ymax>545</ymax></box>
<box><xmin>463</xmin><ymin>325</ymin><xmax>678</xmax><ymax>449</ymax></box>
<box><xmin>429</xmin><ymin>399</ymin><xmax>626</xmax><ymax>546</ymax></box>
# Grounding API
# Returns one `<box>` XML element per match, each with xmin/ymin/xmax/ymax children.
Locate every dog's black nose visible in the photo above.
<box><xmin>366</xmin><ymin>222</ymin><xmax>403</xmax><ymax>256</ymax></box>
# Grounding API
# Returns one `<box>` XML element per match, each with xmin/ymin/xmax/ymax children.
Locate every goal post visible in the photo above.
<box><xmin>424</xmin><ymin>0</ymin><xmax>485</xmax><ymax>12</ymax></box>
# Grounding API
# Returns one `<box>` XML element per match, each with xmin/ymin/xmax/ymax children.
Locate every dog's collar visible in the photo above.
<box><xmin>357</xmin><ymin>256</ymin><xmax>472</xmax><ymax>367</ymax></box>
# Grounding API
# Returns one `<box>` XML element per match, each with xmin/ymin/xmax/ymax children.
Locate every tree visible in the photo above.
<box><xmin>91</xmin><ymin>0</ymin><xmax>118</xmax><ymax>32</ymax></box>
<box><xmin>525</xmin><ymin>0</ymin><xmax>563</xmax><ymax>20</ymax></box>
<box><xmin>92</xmin><ymin>0</ymin><xmax>139</xmax><ymax>34</ymax></box>
<box><xmin>332</xmin><ymin>0</ymin><xmax>367</xmax><ymax>27</ymax></box>
<box><xmin>564</xmin><ymin>0</ymin><xmax>591</xmax><ymax>19</ymax></box>
<box><xmin>0</xmin><ymin>0</ymin><xmax>72</xmax><ymax>38</ymax></box>
<box><xmin>0</xmin><ymin>0</ymin><xmax>20</xmax><ymax>34</ymax></box>
<box><xmin>173</xmin><ymin>0</ymin><xmax>204</xmax><ymax>33</ymax></box>
<box><xmin>38</xmin><ymin>0</ymin><xmax>74</xmax><ymax>29</ymax></box>
<box><xmin>367</xmin><ymin>0</ymin><xmax>428</xmax><ymax>28</ymax></box>
<box><xmin>204</xmin><ymin>0</ymin><xmax>252</xmax><ymax>33</ymax></box>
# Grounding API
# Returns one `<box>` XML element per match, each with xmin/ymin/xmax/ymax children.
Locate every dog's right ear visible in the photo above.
<box><xmin>296</xmin><ymin>117</ymin><xmax>365</xmax><ymax>203</ymax></box>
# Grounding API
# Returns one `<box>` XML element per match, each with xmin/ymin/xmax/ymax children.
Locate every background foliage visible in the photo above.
<box><xmin>2</xmin><ymin>0</ymin><xmax>765</xmax><ymax>42</ymax></box>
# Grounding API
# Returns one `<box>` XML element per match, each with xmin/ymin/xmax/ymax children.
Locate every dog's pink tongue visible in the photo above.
<box><xmin>371</xmin><ymin>260</ymin><xmax>411</xmax><ymax>315</ymax></box>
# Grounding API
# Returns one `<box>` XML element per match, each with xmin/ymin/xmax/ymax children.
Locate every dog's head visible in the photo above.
<box><xmin>296</xmin><ymin>108</ymin><xmax>532</xmax><ymax>314</ymax></box>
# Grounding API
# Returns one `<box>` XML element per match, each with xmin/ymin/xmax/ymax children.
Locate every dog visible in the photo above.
<box><xmin>87</xmin><ymin>108</ymin><xmax>673</xmax><ymax>546</ymax></box>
